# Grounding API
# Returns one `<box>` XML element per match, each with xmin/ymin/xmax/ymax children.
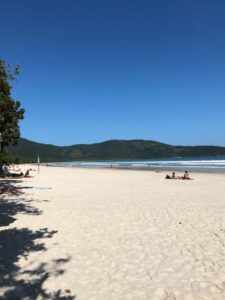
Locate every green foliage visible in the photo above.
<box><xmin>0</xmin><ymin>59</ymin><xmax>25</xmax><ymax>150</ymax></box>
<box><xmin>8</xmin><ymin>138</ymin><xmax>225</xmax><ymax>163</ymax></box>
<box><xmin>0</xmin><ymin>149</ymin><xmax>17</xmax><ymax>174</ymax></box>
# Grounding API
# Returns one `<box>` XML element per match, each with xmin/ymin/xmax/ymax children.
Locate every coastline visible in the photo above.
<box><xmin>1</xmin><ymin>166</ymin><xmax>225</xmax><ymax>299</ymax></box>
<box><xmin>43</xmin><ymin>162</ymin><xmax>225</xmax><ymax>174</ymax></box>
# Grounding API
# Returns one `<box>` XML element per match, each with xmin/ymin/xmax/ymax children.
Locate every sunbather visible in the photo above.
<box><xmin>172</xmin><ymin>172</ymin><xmax>176</xmax><ymax>179</ymax></box>
<box><xmin>165</xmin><ymin>171</ymin><xmax>189</xmax><ymax>180</ymax></box>
<box><xmin>182</xmin><ymin>170</ymin><xmax>193</xmax><ymax>180</ymax></box>
<box><xmin>165</xmin><ymin>172</ymin><xmax>179</xmax><ymax>179</ymax></box>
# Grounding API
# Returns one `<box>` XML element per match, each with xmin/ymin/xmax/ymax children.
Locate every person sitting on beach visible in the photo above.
<box><xmin>165</xmin><ymin>172</ymin><xmax>177</xmax><ymax>179</ymax></box>
<box><xmin>182</xmin><ymin>170</ymin><xmax>193</xmax><ymax>180</ymax></box>
<box><xmin>172</xmin><ymin>172</ymin><xmax>177</xmax><ymax>179</ymax></box>
<box><xmin>165</xmin><ymin>172</ymin><xmax>183</xmax><ymax>180</ymax></box>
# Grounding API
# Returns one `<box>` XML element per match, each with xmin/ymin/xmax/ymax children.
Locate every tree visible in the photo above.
<box><xmin>0</xmin><ymin>59</ymin><xmax>25</xmax><ymax>152</ymax></box>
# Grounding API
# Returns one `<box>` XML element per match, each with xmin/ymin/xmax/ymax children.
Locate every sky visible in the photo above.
<box><xmin>1</xmin><ymin>0</ymin><xmax>225</xmax><ymax>146</ymax></box>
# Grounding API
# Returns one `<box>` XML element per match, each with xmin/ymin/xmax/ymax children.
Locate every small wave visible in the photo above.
<box><xmin>52</xmin><ymin>157</ymin><xmax>225</xmax><ymax>171</ymax></box>
<box><xmin>131</xmin><ymin>163</ymin><xmax>150</xmax><ymax>167</ymax></box>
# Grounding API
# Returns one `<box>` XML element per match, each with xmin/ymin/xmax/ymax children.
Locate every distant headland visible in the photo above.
<box><xmin>8</xmin><ymin>138</ymin><xmax>225</xmax><ymax>163</ymax></box>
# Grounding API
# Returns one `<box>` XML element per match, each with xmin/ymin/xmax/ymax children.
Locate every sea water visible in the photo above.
<box><xmin>50</xmin><ymin>156</ymin><xmax>225</xmax><ymax>173</ymax></box>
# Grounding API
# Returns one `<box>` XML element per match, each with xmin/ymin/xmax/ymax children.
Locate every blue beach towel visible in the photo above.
<box><xmin>20</xmin><ymin>186</ymin><xmax>52</xmax><ymax>190</ymax></box>
<box><xmin>31</xmin><ymin>187</ymin><xmax>52</xmax><ymax>190</ymax></box>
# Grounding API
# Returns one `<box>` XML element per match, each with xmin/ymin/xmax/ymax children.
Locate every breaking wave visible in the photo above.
<box><xmin>51</xmin><ymin>157</ymin><xmax>225</xmax><ymax>172</ymax></box>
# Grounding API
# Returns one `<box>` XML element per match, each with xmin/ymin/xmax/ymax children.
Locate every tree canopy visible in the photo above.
<box><xmin>0</xmin><ymin>59</ymin><xmax>25</xmax><ymax>152</ymax></box>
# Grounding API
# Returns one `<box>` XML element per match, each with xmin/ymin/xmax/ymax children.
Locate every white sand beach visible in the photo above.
<box><xmin>1</xmin><ymin>166</ymin><xmax>225</xmax><ymax>300</ymax></box>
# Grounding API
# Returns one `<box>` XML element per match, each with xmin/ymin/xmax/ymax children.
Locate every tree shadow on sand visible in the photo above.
<box><xmin>0</xmin><ymin>180</ymin><xmax>76</xmax><ymax>299</ymax></box>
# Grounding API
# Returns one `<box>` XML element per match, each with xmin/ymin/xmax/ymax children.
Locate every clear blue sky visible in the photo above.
<box><xmin>1</xmin><ymin>0</ymin><xmax>225</xmax><ymax>146</ymax></box>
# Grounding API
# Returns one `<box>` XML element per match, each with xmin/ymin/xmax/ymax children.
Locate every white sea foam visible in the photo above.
<box><xmin>128</xmin><ymin>160</ymin><xmax>225</xmax><ymax>167</ymax></box>
<box><xmin>52</xmin><ymin>157</ymin><xmax>225</xmax><ymax>171</ymax></box>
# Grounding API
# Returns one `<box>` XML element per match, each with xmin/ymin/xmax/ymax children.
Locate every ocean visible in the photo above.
<box><xmin>50</xmin><ymin>156</ymin><xmax>225</xmax><ymax>173</ymax></box>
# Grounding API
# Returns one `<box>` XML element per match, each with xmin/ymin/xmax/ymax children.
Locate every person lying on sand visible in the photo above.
<box><xmin>165</xmin><ymin>171</ymin><xmax>193</xmax><ymax>180</ymax></box>
<box><xmin>165</xmin><ymin>172</ymin><xmax>181</xmax><ymax>179</ymax></box>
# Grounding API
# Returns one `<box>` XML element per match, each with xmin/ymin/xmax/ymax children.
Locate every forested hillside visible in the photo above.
<box><xmin>7</xmin><ymin>138</ymin><xmax>225</xmax><ymax>163</ymax></box>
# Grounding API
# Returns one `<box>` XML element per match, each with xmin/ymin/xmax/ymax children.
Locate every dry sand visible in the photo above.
<box><xmin>1</xmin><ymin>166</ymin><xmax>225</xmax><ymax>299</ymax></box>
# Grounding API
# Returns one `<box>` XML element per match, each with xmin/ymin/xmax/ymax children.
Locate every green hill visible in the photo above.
<box><xmin>8</xmin><ymin>138</ymin><xmax>225</xmax><ymax>163</ymax></box>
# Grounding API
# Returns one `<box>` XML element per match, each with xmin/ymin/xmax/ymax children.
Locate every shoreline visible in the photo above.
<box><xmin>42</xmin><ymin>163</ymin><xmax>225</xmax><ymax>174</ymax></box>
